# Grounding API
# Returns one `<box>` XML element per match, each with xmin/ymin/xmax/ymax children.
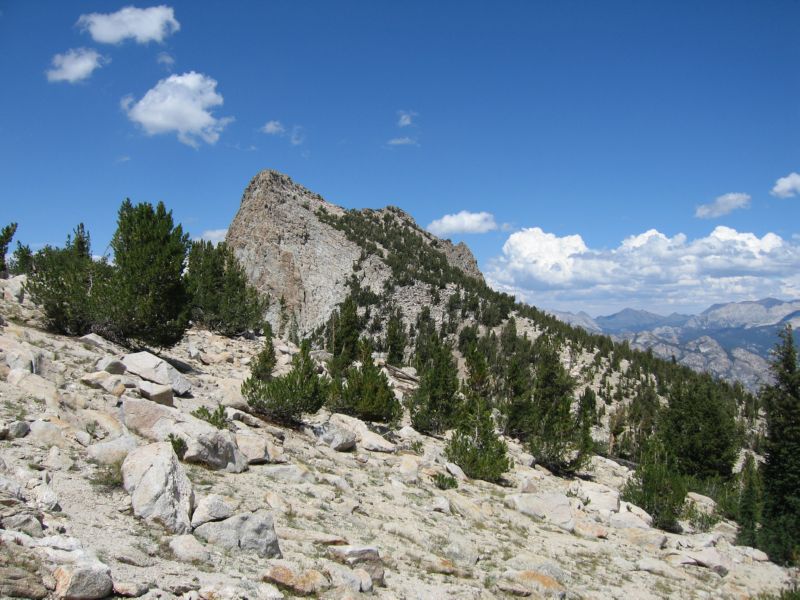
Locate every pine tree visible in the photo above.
<box><xmin>10</xmin><ymin>242</ymin><xmax>34</xmax><ymax>275</ymax></box>
<box><xmin>186</xmin><ymin>241</ymin><xmax>265</xmax><ymax>336</ymax></box>
<box><xmin>250</xmin><ymin>323</ymin><xmax>276</xmax><ymax>382</ymax></box>
<box><xmin>329</xmin><ymin>339</ymin><xmax>401</xmax><ymax>423</ymax></box>
<box><xmin>760</xmin><ymin>325</ymin><xmax>800</xmax><ymax>564</ymax></box>
<box><xmin>622</xmin><ymin>437</ymin><xmax>687</xmax><ymax>533</ymax></box>
<box><xmin>0</xmin><ymin>222</ymin><xmax>18</xmax><ymax>277</ymax></box>
<box><xmin>661</xmin><ymin>377</ymin><xmax>738</xmax><ymax>479</ymax></box>
<box><xmin>445</xmin><ymin>394</ymin><xmax>510</xmax><ymax>483</ymax></box>
<box><xmin>526</xmin><ymin>341</ymin><xmax>587</xmax><ymax>474</ymax></box>
<box><xmin>108</xmin><ymin>199</ymin><xmax>190</xmax><ymax>349</ymax></box>
<box><xmin>577</xmin><ymin>387</ymin><xmax>597</xmax><ymax>457</ymax></box>
<box><xmin>385</xmin><ymin>308</ymin><xmax>407</xmax><ymax>366</ymax></box>
<box><xmin>410</xmin><ymin>336</ymin><xmax>460</xmax><ymax>434</ymax></box>
<box><xmin>25</xmin><ymin>224</ymin><xmax>111</xmax><ymax>336</ymax></box>
<box><xmin>737</xmin><ymin>453</ymin><xmax>762</xmax><ymax>548</ymax></box>
<box><xmin>242</xmin><ymin>339</ymin><xmax>328</xmax><ymax>424</ymax></box>
<box><xmin>327</xmin><ymin>293</ymin><xmax>361</xmax><ymax>377</ymax></box>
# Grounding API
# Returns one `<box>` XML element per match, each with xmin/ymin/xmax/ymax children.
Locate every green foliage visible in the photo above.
<box><xmin>242</xmin><ymin>340</ymin><xmax>328</xmax><ymax>424</ymax></box>
<box><xmin>0</xmin><ymin>222</ymin><xmax>17</xmax><ymax>276</ymax></box>
<box><xmin>432</xmin><ymin>473</ymin><xmax>458</xmax><ymax>490</ymax></box>
<box><xmin>526</xmin><ymin>341</ymin><xmax>588</xmax><ymax>475</ymax></box>
<box><xmin>385</xmin><ymin>308</ymin><xmax>407</xmax><ymax>366</ymax></box>
<box><xmin>410</xmin><ymin>334</ymin><xmax>460</xmax><ymax>434</ymax></box>
<box><xmin>737</xmin><ymin>454</ymin><xmax>762</xmax><ymax>547</ymax></box>
<box><xmin>326</xmin><ymin>293</ymin><xmax>361</xmax><ymax>377</ymax></box>
<box><xmin>89</xmin><ymin>459</ymin><xmax>124</xmax><ymax>490</ymax></box>
<box><xmin>168</xmin><ymin>433</ymin><xmax>187</xmax><ymax>460</ymax></box>
<box><xmin>250</xmin><ymin>326</ymin><xmax>276</xmax><ymax>382</ymax></box>
<box><xmin>622</xmin><ymin>438</ymin><xmax>687</xmax><ymax>533</ymax></box>
<box><xmin>445</xmin><ymin>395</ymin><xmax>510</xmax><ymax>483</ymax></box>
<box><xmin>9</xmin><ymin>241</ymin><xmax>33</xmax><ymax>275</ymax></box>
<box><xmin>191</xmin><ymin>404</ymin><xmax>228</xmax><ymax>429</ymax></box>
<box><xmin>328</xmin><ymin>339</ymin><xmax>401</xmax><ymax>423</ymax></box>
<box><xmin>661</xmin><ymin>376</ymin><xmax>739</xmax><ymax>479</ymax></box>
<box><xmin>760</xmin><ymin>325</ymin><xmax>800</xmax><ymax>565</ymax></box>
<box><xmin>25</xmin><ymin>225</ymin><xmax>112</xmax><ymax>336</ymax></box>
<box><xmin>108</xmin><ymin>199</ymin><xmax>190</xmax><ymax>349</ymax></box>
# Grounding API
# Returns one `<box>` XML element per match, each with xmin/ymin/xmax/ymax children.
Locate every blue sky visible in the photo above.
<box><xmin>1</xmin><ymin>1</ymin><xmax>798</xmax><ymax>315</ymax></box>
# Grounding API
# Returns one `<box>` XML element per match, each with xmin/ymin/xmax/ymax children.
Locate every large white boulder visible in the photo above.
<box><xmin>121</xmin><ymin>442</ymin><xmax>194</xmax><ymax>534</ymax></box>
<box><xmin>504</xmin><ymin>492</ymin><xmax>576</xmax><ymax>532</ymax></box>
<box><xmin>121</xmin><ymin>398</ymin><xmax>248</xmax><ymax>472</ymax></box>
<box><xmin>121</xmin><ymin>351</ymin><xmax>191</xmax><ymax>396</ymax></box>
<box><xmin>193</xmin><ymin>510</ymin><xmax>281</xmax><ymax>558</ymax></box>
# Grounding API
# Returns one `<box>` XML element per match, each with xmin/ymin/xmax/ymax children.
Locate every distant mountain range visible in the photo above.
<box><xmin>549</xmin><ymin>298</ymin><xmax>800</xmax><ymax>391</ymax></box>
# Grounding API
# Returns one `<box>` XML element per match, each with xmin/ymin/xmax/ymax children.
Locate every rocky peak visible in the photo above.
<box><xmin>226</xmin><ymin>170</ymin><xmax>484</xmax><ymax>335</ymax></box>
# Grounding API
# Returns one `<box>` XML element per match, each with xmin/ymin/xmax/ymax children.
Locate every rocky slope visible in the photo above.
<box><xmin>0</xmin><ymin>276</ymin><xmax>796</xmax><ymax>599</ymax></box>
<box><xmin>549</xmin><ymin>299</ymin><xmax>800</xmax><ymax>392</ymax></box>
<box><xmin>226</xmin><ymin>170</ymin><xmax>482</xmax><ymax>337</ymax></box>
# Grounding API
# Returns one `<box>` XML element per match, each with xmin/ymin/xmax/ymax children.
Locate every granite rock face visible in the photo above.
<box><xmin>226</xmin><ymin>170</ymin><xmax>483</xmax><ymax>336</ymax></box>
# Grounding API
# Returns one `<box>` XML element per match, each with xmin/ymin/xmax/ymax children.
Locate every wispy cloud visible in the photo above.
<box><xmin>157</xmin><ymin>51</ymin><xmax>175</xmax><ymax>70</ymax></box>
<box><xmin>46</xmin><ymin>48</ymin><xmax>108</xmax><ymax>83</ymax></box>
<box><xmin>115</xmin><ymin>155</ymin><xmax>131</xmax><ymax>163</ymax></box>
<box><xmin>78</xmin><ymin>5</ymin><xmax>180</xmax><ymax>44</ymax></box>
<box><xmin>387</xmin><ymin>136</ymin><xmax>417</xmax><ymax>146</ymax></box>
<box><xmin>694</xmin><ymin>192</ymin><xmax>751</xmax><ymax>219</ymax></box>
<box><xmin>397</xmin><ymin>110</ymin><xmax>417</xmax><ymax>127</ymax></box>
<box><xmin>771</xmin><ymin>172</ymin><xmax>800</xmax><ymax>199</ymax></box>
<box><xmin>122</xmin><ymin>71</ymin><xmax>233</xmax><ymax>147</ymax></box>
<box><xmin>261</xmin><ymin>120</ymin><xmax>305</xmax><ymax>146</ymax></box>
<box><xmin>427</xmin><ymin>211</ymin><xmax>498</xmax><ymax>236</ymax></box>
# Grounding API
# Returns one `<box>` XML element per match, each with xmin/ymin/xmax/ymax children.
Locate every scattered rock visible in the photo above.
<box><xmin>505</xmin><ymin>492</ymin><xmax>576</xmax><ymax>532</ymax></box>
<box><xmin>193</xmin><ymin>510</ymin><xmax>281</xmax><ymax>558</ymax></box>
<box><xmin>315</xmin><ymin>424</ymin><xmax>356</xmax><ymax>452</ymax></box>
<box><xmin>53</xmin><ymin>561</ymin><xmax>113</xmax><ymax>600</ymax></box>
<box><xmin>137</xmin><ymin>381</ymin><xmax>175</xmax><ymax>407</ymax></box>
<box><xmin>122</xmin><ymin>442</ymin><xmax>194</xmax><ymax>534</ymax></box>
<box><xmin>121</xmin><ymin>352</ymin><xmax>191</xmax><ymax>396</ymax></box>
<box><xmin>262</xmin><ymin>565</ymin><xmax>329</xmax><ymax>596</ymax></box>
<box><xmin>328</xmin><ymin>546</ymin><xmax>385</xmax><ymax>586</ymax></box>
<box><xmin>191</xmin><ymin>494</ymin><xmax>234</xmax><ymax>528</ymax></box>
<box><xmin>168</xmin><ymin>534</ymin><xmax>211</xmax><ymax>563</ymax></box>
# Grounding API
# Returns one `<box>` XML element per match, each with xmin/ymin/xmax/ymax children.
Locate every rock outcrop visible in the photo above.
<box><xmin>226</xmin><ymin>170</ymin><xmax>484</xmax><ymax>335</ymax></box>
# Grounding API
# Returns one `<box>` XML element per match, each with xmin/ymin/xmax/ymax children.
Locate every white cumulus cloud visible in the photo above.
<box><xmin>122</xmin><ymin>72</ymin><xmax>233</xmax><ymax>147</ymax></box>
<box><xmin>46</xmin><ymin>48</ymin><xmax>107</xmax><ymax>83</ymax></box>
<box><xmin>695</xmin><ymin>192</ymin><xmax>751</xmax><ymax>219</ymax></box>
<box><xmin>488</xmin><ymin>225</ymin><xmax>800</xmax><ymax>314</ymax></box>
<box><xmin>197</xmin><ymin>228</ymin><xmax>228</xmax><ymax>245</ymax></box>
<box><xmin>78</xmin><ymin>5</ymin><xmax>180</xmax><ymax>44</ymax></box>
<box><xmin>771</xmin><ymin>172</ymin><xmax>800</xmax><ymax>199</ymax></box>
<box><xmin>427</xmin><ymin>211</ymin><xmax>498</xmax><ymax>236</ymax></box>
<box><xmin>261</xmin><ymin>120</ymin><xmax>285</xmax><ymax>135</ymax></box>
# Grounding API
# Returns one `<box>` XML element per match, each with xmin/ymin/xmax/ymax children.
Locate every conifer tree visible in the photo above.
<box><xmin>737</xmin><ymin>453</ymin><xmax>762</xmax><ymax>548</ymax></box>
<box><xmin>242</xmin><ymin>339</ymin><xmax>328</xmax><ymax>424</ymax></box>
<box><xmin>10</xmin><ymin>242</ymin><xmax>34</xmax><ymax>275</ymax></box>
<box><xmin>327</xmin><ymin>293</ymin><xmax>360</xmax><ymax>377</ymax></box>
<box><xmin>108</xmin><ymin>199</ymin><xmax>190</xmax><ymax>349</ymax></box>
<box><xmin>385</xmin><ymin>308</ymin><xmax>407</xmax><ymax>366</ymax></box>
<box><xmin>445</xmin><ymin>394</ymin><xmax>510</xmax><ymax>483</ymax></box>
<box><xmin>250</xmin><ymin>323</ymin><xmax>276</xmax><ymax>382</ymax></box>
<box><xmin>329</xmin><ymin>339</ymin><xmax>400</xmax><ymax>423</ymax></box>
<box><xmin>526</xmin><ymin>341</ymin><xmax>588</xmax><ymax>474</ymax></box>
<box><xmin>0</xmin><ymin>222</ymin><xmax>18</xmax><ymax>277</ymax></box>
<box><xmin>622</xmin><ymin>437</ymin><xmax>686</xmax><ymax>533</ymax></box>
<box><xmin>186</xmin><ymin>240</ymin><xmax>265</xmax><ymax>336</ymax></box>
<box><xmin>410</xmin><ymin>335</ymin><xmax>460</xmax><ymax>434</ymax></box>
<box><xmin>760</xmin><ymin>325</ymin><xmax>800</xmax><ymax>564</ymax></box>
<box><xmin>661</xmin><ymin>376</ymin><xmax>738</xmax><ymax>479</ymax></box>
<box><xmin>25</xmin><ymin>224</ymin><xmax>110</xmax><ymax>336</ymax></box>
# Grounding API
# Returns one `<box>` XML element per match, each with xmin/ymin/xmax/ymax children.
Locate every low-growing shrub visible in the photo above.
<box><xmin>191</xmin><ymin>404</ymin><xmax>228</xmax><ymax>430</ymax></box>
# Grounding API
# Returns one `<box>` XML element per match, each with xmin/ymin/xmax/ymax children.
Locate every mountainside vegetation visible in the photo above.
<box><xmin>4</xmin><ymin>172</ymin><xmax>797</xmax><ymax>565</ymax></box>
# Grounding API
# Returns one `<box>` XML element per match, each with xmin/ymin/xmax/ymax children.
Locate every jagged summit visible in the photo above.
<box><xmin>226</xmin><ymin>170</ymin><xmax>482</xmax><ymax>335</ymax></box>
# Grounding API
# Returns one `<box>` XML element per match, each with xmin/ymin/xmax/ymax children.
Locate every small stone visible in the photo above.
<box><xmin>137</xmin><ymin>381</ymin><xmax>174</xmax><ymax>407</ymax></box>
<box><xmin>168</xmin><ymin>535</ymin><xmax>210</xmax><ymax>563</ymax></box>
<box><xmin>54</xmin><ymin>562</ymin><xmax>113</xmax><ymax>600</ymax></box>
<box><xmin>191</xmin><ymin>494</ymin><xmax>234</xmax><ymax>527</ymax></box>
